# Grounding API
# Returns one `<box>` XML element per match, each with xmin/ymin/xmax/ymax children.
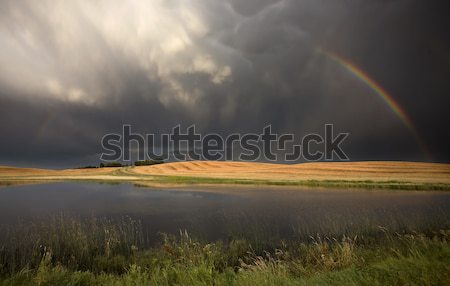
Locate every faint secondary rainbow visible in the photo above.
<box><xmin>36</xmin><ymin>111</ymin><xmax>56</xmax><ymax>139</ymax></box>
<box><xmin>316</xmin><ymin>48</ymin><xmax>431</xmax><ymax>159</ymax></box>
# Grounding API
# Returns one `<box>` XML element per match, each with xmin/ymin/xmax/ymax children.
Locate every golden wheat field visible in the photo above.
<box><xmin>131</xmin><ymin>161</ymin><xmax>450</xmax><ymax>183</ymax></box>
<box><xmin>1</xmin><ymin>161</ymin><xmax>449</xmax><ymax>185</ymax></box>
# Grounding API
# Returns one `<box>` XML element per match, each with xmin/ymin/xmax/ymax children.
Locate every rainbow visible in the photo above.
<box><xmin>316</xmin><ymin>48</ymin><xmax>431</xmax><ymax>159</ymax></box>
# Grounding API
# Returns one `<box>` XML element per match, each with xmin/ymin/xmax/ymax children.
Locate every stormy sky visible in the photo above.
<box><xmin>0</xmin><ymin>0</ymin><xmax>449</xmax><ymax>167</ymax></box>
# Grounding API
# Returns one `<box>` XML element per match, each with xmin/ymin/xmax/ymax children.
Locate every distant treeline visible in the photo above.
<box><xmin>77</xmin><ymin>160</ymin><xmax>164</xmax><ymax>169</ymax></box>
<box><xmin>134</xmin><ymin>159</ymin><xmax>164</xmax><ymax>166</ymax></box>
<box><xmin>75</xmin><ymin>165</ymin><xmax>98</xmax><ymax>169</ymax></box>
<box><xmin>99</xmin><ymin>162</ymin><xmax>128</xmax><ymax>168</ymax></box>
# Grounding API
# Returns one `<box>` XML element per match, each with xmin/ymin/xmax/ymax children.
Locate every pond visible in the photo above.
<box><xmin>0</xmin><ymin>182</ymin><xmax>449</xmax><ymax>244</ymax></box>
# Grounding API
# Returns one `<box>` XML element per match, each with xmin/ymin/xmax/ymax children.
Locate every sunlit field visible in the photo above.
<box><xmin>1</xmin><ymin>161</ymin><xmax>450</xmax><ymax>190</ymax></box>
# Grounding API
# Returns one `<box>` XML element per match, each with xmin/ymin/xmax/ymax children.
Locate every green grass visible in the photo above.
<box><xmin>0</xmin><ymin>216</ymin><xmax>449</xmax><ymax>285</ymax></box>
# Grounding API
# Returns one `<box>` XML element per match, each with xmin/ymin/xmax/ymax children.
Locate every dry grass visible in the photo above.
<box><xmin>0</xmin><ymin>166</ymin><xmax>116</xmax><ymax>177</ymax></box>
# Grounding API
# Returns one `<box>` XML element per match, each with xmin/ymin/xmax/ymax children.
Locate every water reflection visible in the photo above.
<box><xmin>0</xmin><ymin>182</ymin><xmax>448</xmax><ymax>244</ymax></box>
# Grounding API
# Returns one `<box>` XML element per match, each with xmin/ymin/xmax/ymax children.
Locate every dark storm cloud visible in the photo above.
<box><xmin>0</xmin><ymin>0</ymin><xmax>449</xmax><ymax>167</ymax></box>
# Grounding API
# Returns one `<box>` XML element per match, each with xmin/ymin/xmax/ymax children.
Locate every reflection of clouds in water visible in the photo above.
<box><xmin>0</xmin><ymin>182</ymin><xmax>448</xmax><ymax>243</ymax></box>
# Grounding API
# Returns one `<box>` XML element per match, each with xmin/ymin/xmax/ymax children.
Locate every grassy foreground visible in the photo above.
<box><xmin>0</xmin><ymin>216</ymin><xmax>449</xmax><ymax>285</ymax></box>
